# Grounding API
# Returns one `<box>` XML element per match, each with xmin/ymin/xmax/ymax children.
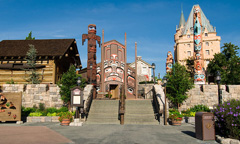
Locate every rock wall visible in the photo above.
<box><xmin>181</xmin><ymin>85</ymin><xmax>240</xmax><ymax>110</ymax></box>
<box><xmin>2</xmin><ymin>84</ymin><xmax>62</xmax><ymax>108</ymax></box>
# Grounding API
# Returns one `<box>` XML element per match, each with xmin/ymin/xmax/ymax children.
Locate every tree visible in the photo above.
<box><xmin>26</xmin><ymin>31</ymin><xmax>35</xmax><ymax>40</ymax></box>
<box><xmin>58</xmin><ymin>65</ymin><xmax>86</xmax><ymax>107</ymax></box>
<box><xmin>24</xmin><ymin>44</ymin><xmax>41</xmax><ymax>84</ymax></box>
<box><xmin>207</xmin><ymin>43</ymin><xmax>240</xmax><ymax>84</ymax></box>
<box><xmin>185</xmin><ymin>56</ymin><xmax>194</xmax><ymax>78</ymax></box>
<box><xmin>165</xmin><ymin>63</ymin><xmax>194</xmax><ymax>110</ymax></box>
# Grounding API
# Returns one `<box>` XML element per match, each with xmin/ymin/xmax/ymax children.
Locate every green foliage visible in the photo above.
<box><xmin>39</xmin><ymin>103</ymin><xmax>45</xmax><ymax>111</ymax></box>
<box><xmin>58</xmin><ymin>65</ymin><xmax>86</xmax><ymax>105</ymax></box>
<box><xmin>6</xmin><ymin>79</ymin><xmax>16</xmax><ymax>84</ymax></box>
<box><xmin>185</xmin><ymin>56</ymin><xmax>194</xmax><ymax>78</ymax></box>
<box><xmin>213</xmin><ymin>99</ymin><xmax>240</xmax><ymax>140</ymax></box>
<box><xmin>21</xmin><ymin>106</ymin><xmax>70</xmax><ymax>116</ymax></box>
<box><xmin>25</xmin><ymin>31</ymin><xmax>35</xmax><ymax>40</ymax></box>
<box><xmin>105</xmin><ymin>94</ymin><xmax>112</xmax><ymax>98</ymax></box>
<box><xmin>29</xmin><ymin>112</ymin><xmax>43</xmax><ymax>116</ymax></box>
<box><xmin>165</xmin><ymin>63</ymin><xmax>194</xmax><ymax>109</ymax></box>
<box><xmin>207</xmin><ymin>43</ymin><xmax>240</xmax><ymax>84</ymax></box>
<box><xmin>24</xmin><ymin>44</ymin><xmax>41</xmax><ymax>84</ymax></box>
<box><xmin>181</xmin><ymin>104</ymin><xmax>210</xmax><ymax>117</ymax></box>
<box><xmin>57</xmin><ymin>111</ymin><xmax>73</xmax><ymax>122</ymax></box>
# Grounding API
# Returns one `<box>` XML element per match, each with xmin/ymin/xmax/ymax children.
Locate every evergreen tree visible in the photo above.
<box><xmin>207</xmin><ymin>43</ymin><xmax>240</xmax><ymax>84</ymax></box>
<box><xmin>58</xmin><ymin>65</ymin><xmax>86</xmax><ymax>106</ymax></box>
<box><xmin>165</xmin><ymin>63</ymin><xmax>194</xmax><ymax>109</ymax></box>
<box><xmin>24</xmin><ymin>44</ymin><xmax>41</xmax><ymax>84</ymax></box>
<box><xmin>25</xmin><ymin>31</ymin><xmax>35</xmax><ymax>40</ymax></box>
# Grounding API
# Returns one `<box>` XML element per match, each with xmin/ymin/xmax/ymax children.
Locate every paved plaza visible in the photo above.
<box><xmin>0</xmin><ymin>122</ymin><xmax>218</xmax><ymax>144</ymax></box>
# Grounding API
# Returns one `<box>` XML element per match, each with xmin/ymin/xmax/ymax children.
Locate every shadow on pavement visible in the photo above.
<box><xmin>182</xmin><ymin>131</ymin><xmax>196</xmax><ymax>138</ymax></box>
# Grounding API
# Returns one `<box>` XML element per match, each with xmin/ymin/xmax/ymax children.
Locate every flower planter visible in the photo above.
<box><xmin>61</xmin><ymin>119</ymin><xmax>71</xmax><ymax>126</ymax></box>
<box><xmin>172</xmin><ymin>120</ymin><xmax>182</xmax><ymax>126</ymax></box>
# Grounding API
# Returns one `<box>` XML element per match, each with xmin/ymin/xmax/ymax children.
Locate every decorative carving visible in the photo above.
<box><xmin>82</xmin><ymin>24</ymin><xmax>101</xmax><ymax>85</ymax></box>
<box><xmin>193</xmin><ymin>6</ymin><xmax>205</xmax><ymax>84</ymax></box>
<box><xmin>166</xmin><ymin>51</ymin><xmax>173</xmax><ymax>73</ymax></box>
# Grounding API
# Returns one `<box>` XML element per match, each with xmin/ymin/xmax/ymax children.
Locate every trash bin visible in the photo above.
<box><xmin>195</xmin><ymin>112</ymin><xmax>215</xmax><ymax>140</ymax></box>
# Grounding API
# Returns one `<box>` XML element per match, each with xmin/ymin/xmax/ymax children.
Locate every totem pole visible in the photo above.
<box><xmin>166</xmin><ymin>51</ymin><xmax>173</xmax><ymax>73</ymax></box>
<box><xmin>82</xmin><ymin>24</ymin><xmax>101</xmax><ymax>98</ymax></box>
<box><xmin>193</xmin><ymin>6</ymin><xmax>205</xmax><ymax>84</ymax></box>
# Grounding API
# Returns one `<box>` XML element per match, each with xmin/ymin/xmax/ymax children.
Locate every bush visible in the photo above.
<box><xmin>213</xmin><ymin>99</ymin><xmax>240</xmax><ymax>140</ymax></box>
<box><xmin>57</xmin><ymin>107</ymin><xmax>69</xmax><ymax>113</ymax></box>
<box><xmin>21</xmin><ymin>106</ymin><xmax>37</xmax><ymax>116</ymax></box>
<box><xmin>21</xmin><ymin>106</ymin><xmax>69</xmax><ymax>117</ymax></box>
<box><xmin>169</xmin><ymin>109</ymin><xmax>183</xmax><ymax>121</ymax></box>
<box><xmin>29</xmin><ymin>112</ymin><xmax>43</xmax><ymax>116</ymax></box>
<box><xmin>57</xmin><ymin>111</ymin><xmax>73</xmax><ymax>122</ymax></box>
<box><xmin>39</xmin><ymin>103</ymin><xmax>45</xmax><ymax>111</ymax></box>
<box><xmin>182</xmin><ymin>104</ymin><xmax>210</xmax><ymax>117</ymax></box>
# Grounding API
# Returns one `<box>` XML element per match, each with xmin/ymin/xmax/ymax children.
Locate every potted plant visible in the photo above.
<box><xmin>57</xmin><ymin>111</ymin><xmax>73</xmax><ymax>126</ymax></box>
<box><xmin>169</xmin><ymin>113</ymin><xmax>183</xmax><ymax>126</ymax></box>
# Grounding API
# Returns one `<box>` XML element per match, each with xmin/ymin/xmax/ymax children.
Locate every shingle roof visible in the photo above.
<box><xmin>0</xmin><ymin>39</ymin><xmax>76</xmax><ymax>57</ymax></box>
<box><xmin>182</xmin><ymin>5</ymin><xmax>215</xmax><ymax>35</ymax></box>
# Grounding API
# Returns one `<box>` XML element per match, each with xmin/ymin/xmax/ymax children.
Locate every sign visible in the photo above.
<box><xmin>71</xmin><ymin>86</ymin><xmax>84</xmax><ymax>107</ymax></box>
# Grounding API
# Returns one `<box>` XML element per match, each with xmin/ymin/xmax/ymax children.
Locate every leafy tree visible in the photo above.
<box><xmin>24</xmin><ymin>44</ymin><xmax>41</xmax><ymax>84</ymax></box>
<box><xmin>185</xmin><ymin>56</ymin><xmax>194</xmax><ymax>78</ymax></box>
<box><xmin>165</xmin><ymin>63</ymin><xmax>194</xmax><ymax>110</ymax></box>
<box><xmin>26</xmin><ymin>31</ymin><xmax>35</xmax><ymax>40</ymax></box>
<box><xmin>207</xmin><ymin>43</ymin><xmax>240</xmax><ymax>84</ymax></box>
<box><xmin>58</xmin><ymin>65</ymin><xmax>86</xmax><ymax>107</ymax></box>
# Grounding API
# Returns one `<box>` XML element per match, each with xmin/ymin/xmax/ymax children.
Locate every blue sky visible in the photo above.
<box><xmin>0</xmin><ymin>0</ymin><xmax>240</xmax><ymax>77</ymax></box>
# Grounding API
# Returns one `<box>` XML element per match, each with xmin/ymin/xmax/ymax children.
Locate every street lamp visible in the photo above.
<box><xmin>152</xmin><ymin>63</ymin><xmax>156</xmax><ymax>85</ymax></box>
<box><xmin>216</xmin><ymin>71</ymin><xmax>222</xmax><ymax>104</ymax></box>
<box><xmin>162</xmin><ymin>76</ymin><xmax>168</xmax><ymax>125</ymax></box>
<box><xmin>77</xmin><ymin>76</ymin><xmax>81</xmax><ymax>86</ymax></box>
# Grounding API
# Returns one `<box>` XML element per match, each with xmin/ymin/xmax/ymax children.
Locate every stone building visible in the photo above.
<box><xmin>0</xmin><ymin>39</ymin><xmax>81</xmax><ymax>86</ymax></box>
<box><xmin>174</xmin><ymin>5</ymin><xmax>221</xmax><ymax>70</ymax></box>
<box><xmin>128</xmin><ymin>56</ymin><xmax>152</xmax><ymax>82</ymax></box>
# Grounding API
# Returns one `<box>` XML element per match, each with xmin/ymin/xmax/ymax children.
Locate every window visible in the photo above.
<box><xmin>142</xmin><ymin>67</ymin><xmax>147</xmax><ymax>74</ymax></box>
<box><xmin>187</xmin><ymin>51</ymin><xmax>191</xmax><ymax>56</ymax></box>
<box><xmin>205</xmin><ymin>33</ymin><xmax>208</xmax><ymax>37</ymax></box>
<box><xmin>187</xmin><ymin>44</ymin><xmax>191</xmax><ymax>47</ymax></box>
<box><xmin>206</xmin><ymin>42</ymin><xmax>209</xmax><ymax>46</ymax></box>
<box><xmin>206</xmin><ymin>50</ymin><xmax>210</xmax><ymax>55</ymax></box>
<box><xmin>187</xmin><ymin>35</ymin><xmax>190</xmax><ymax>38</ymax></box>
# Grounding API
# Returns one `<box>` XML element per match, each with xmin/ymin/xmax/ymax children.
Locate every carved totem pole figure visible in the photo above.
<box><xmin>193</xmin><ymin>6</ymin><xmax>205</xmax><ymax>84</ymax></box>
<box><xmin>166</xmin><ymin>51</ymin><xmax>173</xmax><ymax>73</ymax></box>
<box><xmin>82</xmin><ymin>24</ymin><xmax>101</xmax><ymax>85</ymax></box>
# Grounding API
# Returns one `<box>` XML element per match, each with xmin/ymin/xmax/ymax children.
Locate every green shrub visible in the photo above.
<box><xmin>46</xmin><ymin>107</ymin><xmax>58</xmax><ymax>113</ymax></box>
<box><xmin>181</xmin><ymin>104</ymin><xmax>210</xmax><ymax>117</ymax></box>
<box><xmin>39</xmin><ymin>103</ymin><xmax>45</xmax><ymax>111</ymax></box>
<box><xmin>57</xmin><ymin>107</ymin><xmax>69</xmax><ymax>113</ymax></box>
<box><xmin>21</xmin><ymin>106</ymin><xmax>37</xmax><ymax>116</ymax></box>
<box><xmin>213</xmin><ymin>99</ymin><xmax>240</xmax><ymax>140</ymax></box>
<box><xmin>47</xmin><ymin>112</ymin><xmax>57</xmax><ymax>116</ymax></box>
<box><xmin>29</xmin><ymin>112</ymin><xmax>43</xmax><ymax>116</ymax></box>
<box><xmin>57</xmin><ymin>111</ymin><xmax>73</xmax><ymax>122</ymax></box>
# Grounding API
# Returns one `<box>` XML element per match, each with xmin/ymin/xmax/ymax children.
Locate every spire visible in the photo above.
<box><xmin>179</xmin><ymin>5</ymin><xmax>185</xmax><ymax>28</ymax></box>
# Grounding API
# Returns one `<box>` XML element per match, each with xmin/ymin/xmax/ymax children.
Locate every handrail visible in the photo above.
<box><xmin>119</xmin><ymin>86</ymin><xmax>125</xmax><ymax>125</ymax></box>
<box><xmin>152</xmin><ymin>86</ymin><xmax>162</xmax><ymax>122</ymax></box>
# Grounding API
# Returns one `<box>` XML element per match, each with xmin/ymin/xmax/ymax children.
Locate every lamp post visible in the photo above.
<box><xmin>152</xmin><ymin>63</ymin><xmax>156</xmax><ymax>85</ymax></box>
<box><xmin>162</xmin><ymin>76</ymin><xmax>168</xmax><ymax>125</ymax></box>
<box><xmin>216</xmin><ymin>71</ymin><xmax>222</xmax><ymax>104</ymax></box>
<box><xmin>75</xmin><ymin>76</ymin><xmax>81</xmax><ymax>118</ymax></box>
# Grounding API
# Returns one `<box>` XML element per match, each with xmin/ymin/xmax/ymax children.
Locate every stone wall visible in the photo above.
<box><xmin>2</xmin><ymin>84</ymin><xmax>63</xmax><ymax>108</ymax></box>
<box><xmin>181</xmin><ymin>85</ymin><xmax>240</xmax><ymax>110</ymax></box>
<box><xmin>138</xmin><ymin>84</ymin><xmax>154</xmax><ymax>99</ymax></box>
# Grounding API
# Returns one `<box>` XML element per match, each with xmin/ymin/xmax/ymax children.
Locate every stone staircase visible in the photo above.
<box><xmin>86</xmin><ymin>100</ymin><xmax>120</xmax><ymax>124</ymax></box>
<box><xmin>124</xmin><ymin>100</ymin><xmax>159</xmax><ymax>125</ymax></box>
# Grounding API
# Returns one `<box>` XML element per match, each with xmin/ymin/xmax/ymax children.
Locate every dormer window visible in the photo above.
<box><xmin>206</xmin><ymin>42</ymin><xmax>209</xmax><ymax>46</ymax></box>
<box><xmin>205</xmin><ymin>33</ymin><xmax>208</xmax><ymax>37</ymax></box>
<box><xmin>187</xmin><ymin>35</ymin><xmax>190</xmax><ymax>38</ymax></box>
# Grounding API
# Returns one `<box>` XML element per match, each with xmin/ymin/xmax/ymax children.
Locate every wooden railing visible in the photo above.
<box><xmin>119</xmin><ymin>86</ymin><xmax>125</xmax><ymax>125</ymax></box>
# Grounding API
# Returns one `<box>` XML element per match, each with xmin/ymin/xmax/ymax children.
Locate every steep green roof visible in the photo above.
<box><xmin>179</xmin><ymin>10</ymin><xmax>186</xmax><ymax>28</ymax></box>
<box><xmin>182</xmin><ymin>5</ymin><xmax>216</xmax><ymax>35</ymax></box>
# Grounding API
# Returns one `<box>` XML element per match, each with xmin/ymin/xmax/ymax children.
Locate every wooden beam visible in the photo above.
<box><xmin>45</xmin><ymin>56</ymin><xmax>48</xmax><ymax>59</ymax></box>
<box><xmin>75</xmin><ymin>54</ymin><xmax>79</xmax><ymax>56</ymax></box>
<box><xmin>18</xmin><ymin>56</ymin><xmax>21</xmax><ymax>59</ymax></box>
<box><xmin>70</xmin><ymin>47</ymin><xmax>73</xmax><ymax>50</ymax></box>
<box><xmin>65</xmin><ymin>54</ymin><xmax>68</xmax><ymax>57</ymax></box>
<box><xmin>74</xmin><ymin>41</ymin><xmax>77</xmax><ymax>44</ymax></box>
<box><xmin>11</xmin><ymin>57</ymin><xmax>14</xmax><ymax>59</ymax></box>
<box><xmin>4</xmin><ymin>57</ymin><xmax>7</xmax><ymax>59</ymax></box>
<box><xmin>52</xmin><ymin>56</ymin><xmax>55</xmax><ymax>59</ymax></box>
<box><xmin>59</xmin><ymin>56</ymin><xmax>62</xmax><ymax>59</ymax></box>
<box><xmin>39</xmin><ymin>56</ymin><xmax>41</xmax><ymax>59</ymax></box>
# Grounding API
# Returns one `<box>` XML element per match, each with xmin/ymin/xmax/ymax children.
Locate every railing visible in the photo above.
<box><xmin>152</xmin><ymin>86</ymin><xmax>162</xmax><ymax>122</ymax></box>
<box><xmin>119</xmin><ymin>86</ymin><xmax>125</xmax><ymax>125</ymax></box>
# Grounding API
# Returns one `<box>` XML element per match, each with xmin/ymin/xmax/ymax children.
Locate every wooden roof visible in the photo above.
<box><xmin>0</xmin><ymin>39</ymin><xmax>77</xmax><ymax>57</ymax></box>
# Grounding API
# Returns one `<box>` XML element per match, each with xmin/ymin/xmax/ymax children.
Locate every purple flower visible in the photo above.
<box><xmin>229</xmin><ymin>107</ymin><xmax>232</xmax><ymax>110</ymax></box>
<box><xmin>227</xmin><ymin>103</ymin><xmax>230</xmax><ymax>105</ymax></box>
<box><xmin>232</xmin><ymin>124</ymin><xmax>234</xmax><ymax>126</ymax></box>
<box><xmin>221</xmin><ymin>115</ymin><xmax>224</xmax><ymax>118</ymax></box>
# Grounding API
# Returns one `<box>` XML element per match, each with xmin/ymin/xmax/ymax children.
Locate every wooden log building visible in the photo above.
<box><xmin>0</xmin><ymin>39</ymin><xmax>81</xmax><ymax>86</ymax></box>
